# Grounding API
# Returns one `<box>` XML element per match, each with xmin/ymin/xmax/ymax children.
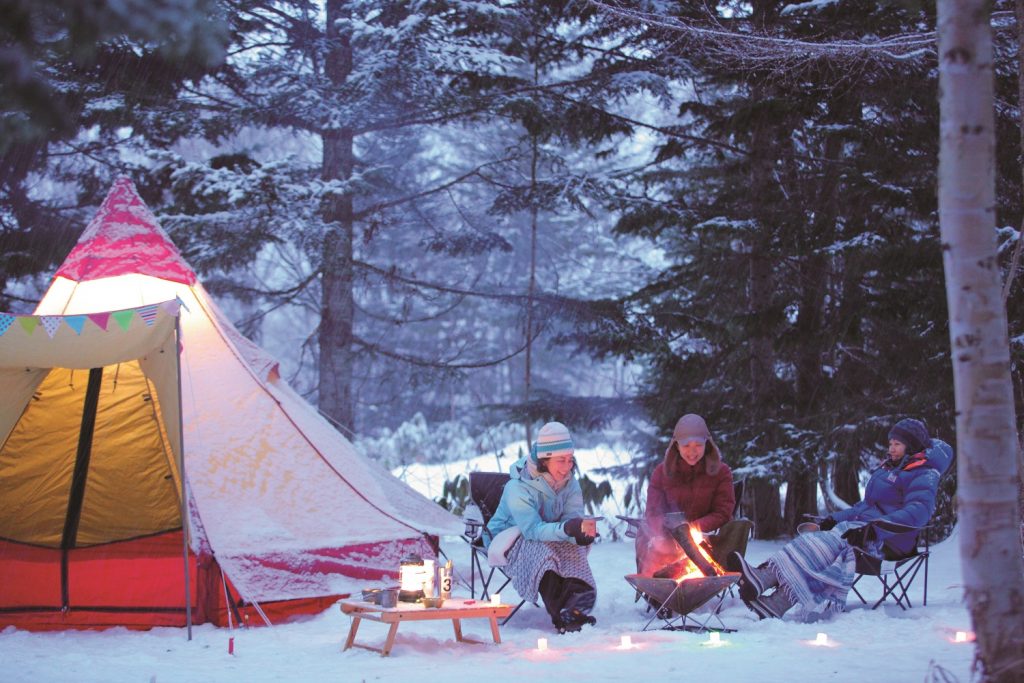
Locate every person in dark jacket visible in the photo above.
<box><xmin>732</xmin><ymin>418</ymin><xmax>952</xmax><ymax>622</ymax></box>
<box><xmin>635</xmin><ymin>414</ymin><xmax>751</xmax><ymax>576</ymax></box>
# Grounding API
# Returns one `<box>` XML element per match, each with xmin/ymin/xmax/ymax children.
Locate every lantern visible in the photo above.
<box><xmin>399</xmin><ymin>555</ymin><xmax>425</xmax><ymax>603</ymax></box>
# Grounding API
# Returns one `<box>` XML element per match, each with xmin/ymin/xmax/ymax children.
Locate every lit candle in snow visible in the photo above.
<box><xmin>955</xmin><ymin>631</ymin><xmax>968</xmax><ymax>643</ymax></box>
<box><xmin>490</xmin><ymin>593</ymin><xmax>501</xmax><ymax>606</ymax></box>
<box><xmin>620</xmin><ymin>635</ymin><xmax>632</xmax><ymax>649</ymax></box>
<box><xmin>708</xmin><ymin>632</ymin><xmax>721</xmax><ymax>645</ymax></box>
<box><xmin>537</xmin><ymin>637</ymin><xmax>548</xmax><ymax>652</ymax></box>
<box><xmin>815</xmin><ymin>633</ymin><xmax>828</xmax><ymax>646</ymax></box>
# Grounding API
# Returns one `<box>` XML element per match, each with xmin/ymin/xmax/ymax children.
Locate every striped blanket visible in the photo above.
<box><xmin>504</xmin><ymin>538</ymin><xmax>595</xmax><ymax>605</ymax></box>
<box><xmin>767</xmin><ymin>522</ymin><xmax>877</xmax><ymax>620</ymax></box>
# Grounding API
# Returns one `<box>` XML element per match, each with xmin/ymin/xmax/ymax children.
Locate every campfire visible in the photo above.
<box><xmin>663</xmin><ymin>525</ymin><xmax>726</xmax><ymax>582</ymax></box>
<box><xmin>624</xmin><ymin>521</ymin><xmax>738</xmax><ymax>622</ymax></box>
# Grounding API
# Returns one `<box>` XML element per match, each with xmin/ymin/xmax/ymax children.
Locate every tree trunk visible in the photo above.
<box><xmin>524</xmin><ymin>134</ymin><xmax>539</xmax><ymax>446</ymax></box>
<box><xmin>745</xmin><ymin>71</ymin><xmax>785</xmax><ymax>537</ymax></box>
<box><xmin>318</xmin><ymin>0</ymin><xmax>357</xmax><ymax>433</ymax></box>
<box><xmin>937</xmin><ymin>2</ymin><xmax>1024</xmax><ymax>680</ymax></box>
<box><xmin>749</xmin><ymin>478</ymin><xmax>785</xmax><ymax>539</ymax></box>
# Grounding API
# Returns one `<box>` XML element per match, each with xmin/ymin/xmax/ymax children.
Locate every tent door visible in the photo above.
<box><xmin>59</xmin><ymin>367</ymin><xmax>103</xmax><ymax>610</ymax></box>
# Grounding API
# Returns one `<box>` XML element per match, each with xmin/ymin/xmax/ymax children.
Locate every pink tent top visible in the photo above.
<box><xmin>55</xmin><ymin>177</ymin><xmax>196</xmax><ymax>285</ymax></box>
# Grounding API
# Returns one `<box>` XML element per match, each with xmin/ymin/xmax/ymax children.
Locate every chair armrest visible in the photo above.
<box><xmin>864</xmin><ymin>519</ymin><xmax>925</xmax><ymax>534</ymax></box>
<box><xmin>615</xmin><ymin>515</ymin><xmax>643</xmax><ymax>539</ymax></box>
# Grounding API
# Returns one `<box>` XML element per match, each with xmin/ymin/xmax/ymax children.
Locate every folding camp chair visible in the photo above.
<box><xmin>463</xmin><ymin>472</ymin><xmax>511</xmax><ymax>600</ymax></box>
<box><xmin>462</xmin><ymin>472</ymin><xmax>527</xmax><ymax>624</ymax></box>
<box><xmin>849</xmin><ymin>519</ymin><xmax>933</xmax><ymax>610</ymax></box>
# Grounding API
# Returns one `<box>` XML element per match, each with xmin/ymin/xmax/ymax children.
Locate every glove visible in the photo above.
<box><xmin>841</xmin><ymin>524</ymin><xmax>875</xmax><ymax>549</ymax></box>
<box><xmin>818</xmin><ymin>516</ymin><xmax>837</xmax><ymax>531</ymax></box>
<box><xmin>563</xmin><ymin>518</ymin><xmax>595</xmax><ymax>546</ymax></box>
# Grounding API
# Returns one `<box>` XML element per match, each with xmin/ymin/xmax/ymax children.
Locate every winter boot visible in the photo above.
<box><xmin>732</xmin><ymin>551</ymin><xmax>777</xmax><ymax>601</ymax></box>
<box><xmin>756</xmin><ymin>588</ymin><xmax>795</xmax><ymax>619</ymax></box>
<box><xmin>557</xmin><ymin>608</ymin><xmax>597</xmax><ymax>634</ymax></box>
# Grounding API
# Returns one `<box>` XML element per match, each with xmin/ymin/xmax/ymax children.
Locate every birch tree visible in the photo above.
<box><xmin>937</xmin><ymin>1</ymin><xmax>1024</xmax><ymax>680</ymax></box>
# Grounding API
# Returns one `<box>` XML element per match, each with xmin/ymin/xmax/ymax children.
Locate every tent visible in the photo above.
<box><xmin>0</xmin><ymin>178</ymin><xmax>462</xmax><ymax>630</ymax></box>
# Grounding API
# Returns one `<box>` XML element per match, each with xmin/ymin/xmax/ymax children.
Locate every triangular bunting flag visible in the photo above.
<box><xmin>136</xmin><ymin>303</ymin><xmax>160</xmax><ymax>326</ymax></box>
<box><xmin>18</xmin><ymin>317</ymin><xmax>39</xmax><ymax>335</ymax></box>
<box><xmin>112</xmin><ymin>309</ymin><xmax>135</xmax><ymax>331</ymax></box>
<box><xmin>40</xmin><ymin>316</ymin><xmax>61</xmax><ymax>338</ymax></box>
<box><xmin>65</xmin><ymin>315</ymin><xmax>87</xmax><ymax>335</ymax></box>
<box><xmin>88</xmin><ymin>312</ymin><xmax>110</xmax><ymax>331</ymax></box>
<box><xmin>0</xmin><ymin>313</ymin><xmax>13</xmax><ymax>336</ymax></box>
<box><xmin>19</xmin><ymin>316</ymin><xmax>39</xmax><ymax>335</ymax></box>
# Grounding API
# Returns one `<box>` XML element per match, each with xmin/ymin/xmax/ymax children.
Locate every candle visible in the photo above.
<box><xmin>490</xmin><ymin>593</ymin><xmax>501</xmax><ymax>606</ymax></box>
<box><xmin>537</xmin><ymin>637</ymin><xmax>549</xmax><ymax>652</ymax></box>
<box><xmin>815</xmin><ymin>633</ymin><xmax>828</xmax><ymax>646</ymax></box>
<box><xmin>954</xmin><ymin>631</ymin><xmax>968</xmax><ymax>643</ymax></box>
<box><xmin>620</xmin><ymin>635</ymin><xmax>632</xmax><ymax>649</ymax></box>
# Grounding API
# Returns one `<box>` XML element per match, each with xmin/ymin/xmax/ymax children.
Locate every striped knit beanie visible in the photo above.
<box><xmin>530</xmin><ymin>421</ymin><xmax>575</xmax><ymax>464</ymax></box>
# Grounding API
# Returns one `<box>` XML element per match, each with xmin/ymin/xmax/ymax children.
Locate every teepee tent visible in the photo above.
<box><xmin>0</xmin><ymin>178</ymin><xmax>462</xmax><ymax>630</ymax></box>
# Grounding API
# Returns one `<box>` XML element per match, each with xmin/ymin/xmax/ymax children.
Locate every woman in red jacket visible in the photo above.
<box><xmin>635</xmin><ymin>414</ymin><xmax>751</xmax><ymax>576</ymax></box>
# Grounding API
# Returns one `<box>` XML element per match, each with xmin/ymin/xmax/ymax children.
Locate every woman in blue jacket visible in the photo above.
<box><xmin>732</xmin><ymin>418</ymin><xmax>952</xmax><ymax>621</ymax></box>
<box><xmin>484</xmin><ymin>421</ymin><xmax>598</xmax><ymax>633</ymax></box>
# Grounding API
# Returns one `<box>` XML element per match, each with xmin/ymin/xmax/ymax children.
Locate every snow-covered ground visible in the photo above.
<box><xmin>0</xmin><ymin>533</ymin><xmax>974</xmax><ymax>682</ymax></box>
<box><xmin>1</xmin><ymin>445</ymin><xmax>976</xmax><ymax>682</ymax></box>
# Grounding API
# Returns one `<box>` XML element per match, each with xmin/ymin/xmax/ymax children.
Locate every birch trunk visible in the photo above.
<box><xmin>937</xmin><ymin>2</ymin><xmax>1024</xmax><ymax>680</ymax></box>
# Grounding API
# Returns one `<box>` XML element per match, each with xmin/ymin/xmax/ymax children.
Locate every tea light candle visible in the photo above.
<box><xmin>620</xmin><ymin>635</ymin><xmax>632</xmax><ymax>649</ymax></box>
<box><xmin>954</xmin><ymin>631</ymin><xmax>968</xmax><ymax>643</ymax></box>
<box><xmin>815</xmin><ymin>633</ymin><xmax>828</xmax><ymax>646</ymax></box>
<box><xmin>490</xmin><ymin>593</ymin><xmax>501</xmax><ymax>606</ymax></box>
<box><xmin>537</xmin><ymin>637</ymin><xmax>549</xmax><ymax>652</ymax></box>
<box><xmin>709</xmin><ymin>632</ymin><xmax>721</xmax><ymax>645</ymax></box>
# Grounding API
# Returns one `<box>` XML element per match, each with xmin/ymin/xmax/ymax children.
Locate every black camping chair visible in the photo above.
<box><xmin>849</xmin><ymin>519</ymin><xmax>934</xmax><ymax>610</ymax></box>
<box><xmin>463</xmin><ymin>472</ymin><xmax>512</xmax><ymax>601</ymax></box>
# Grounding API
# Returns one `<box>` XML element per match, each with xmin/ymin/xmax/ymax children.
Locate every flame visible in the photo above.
<box><xmin>671</xmin><ymin>527</ymin><xmax>725</xmax><ymax>583</ymax></box>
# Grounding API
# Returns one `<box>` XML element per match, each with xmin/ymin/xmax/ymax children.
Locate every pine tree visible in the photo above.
<box><xmin>601</xmin><ymin>0</ymin><xmax>1020</xmax><ymax>535</ymax></box>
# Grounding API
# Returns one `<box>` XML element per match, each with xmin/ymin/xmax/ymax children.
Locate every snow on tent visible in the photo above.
<box><xmin>0</xmin><ymin>177</ymin><xmax>463</xmax><ymax>631</ymax></box>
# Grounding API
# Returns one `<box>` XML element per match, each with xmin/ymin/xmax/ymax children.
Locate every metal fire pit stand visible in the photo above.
<box><xmin>626</xmin><ymin>573</ymin><xmax>740</xmax><ymax>633</ymax></box>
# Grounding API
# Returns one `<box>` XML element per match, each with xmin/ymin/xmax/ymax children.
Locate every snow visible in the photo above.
<box><xmin>1</xmin><ymin>444</ymin><xmax>976</xmax><ymax>682</ymax></box>
<box><xmin>0</xmin><ymin>535</ymin><xmax>974</xmax><ymax>682</ymax></box>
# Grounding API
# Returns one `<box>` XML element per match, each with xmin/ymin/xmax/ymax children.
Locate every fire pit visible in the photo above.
<box><xmin>626</xmin><ymin>521</ymin><xmax>741</xmax><ymax>632</ymax></box>
<box><xmin>626</xmin><ymin>573</ymin><xmax>739</xmax><ymax>617</ymax></box>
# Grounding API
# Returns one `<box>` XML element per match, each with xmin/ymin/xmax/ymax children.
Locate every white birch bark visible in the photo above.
<box><xmin>937</xmin><ymin>2</ymin><xmax>1024</xmax><ymax>680</ymax></box>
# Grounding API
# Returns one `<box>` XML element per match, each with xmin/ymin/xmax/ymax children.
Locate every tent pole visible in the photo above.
<box><xmin>175</xmin><ymin>315</ymin><xmax>193</xmax><ymax>640</ymax></box>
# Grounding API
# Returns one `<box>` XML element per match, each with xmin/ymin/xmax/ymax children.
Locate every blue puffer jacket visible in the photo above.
<box><xmin>483</xmin><ymin>456</ymin><xmax>586</xmax><ymax>548</ymax></box>
<box><xmin>832</xmin><ymin>439</ymin><xmax>953</xmax><ymax>556</ymax></box>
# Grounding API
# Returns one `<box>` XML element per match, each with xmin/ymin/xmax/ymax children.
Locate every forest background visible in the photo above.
<box><xmin>3</xmin><ymin>0</ymin><xmax>1023</xmax><ymax>540</ymax></box>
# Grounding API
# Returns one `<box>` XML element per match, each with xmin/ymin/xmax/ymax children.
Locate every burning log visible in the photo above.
<box><xmin>667</xmin><ymin>522</ymin><xmax>721</xmax><ymax>577</ymax></box>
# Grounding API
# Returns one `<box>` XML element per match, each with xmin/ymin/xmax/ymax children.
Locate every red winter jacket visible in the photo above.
<box><xmin>645</xmin><ymin>453</ymin><xmax>735</xmax><ymax>533</ymax></box>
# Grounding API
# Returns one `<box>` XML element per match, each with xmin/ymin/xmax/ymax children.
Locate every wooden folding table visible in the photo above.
<box><xmin>339</xmin><ymin>598</ymin><xmax>513</xmax><ymax>656</ymax></box>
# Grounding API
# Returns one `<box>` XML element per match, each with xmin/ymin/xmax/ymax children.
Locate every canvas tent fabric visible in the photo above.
<box><xmin>0</xmin><ymin>302</ymin><xmax>190</xmax><ymax>628</ymax></box>
<box><xmin>1</xmin><ymin>177</ymin><xmax>462</xmax><ymax>630</ymax></box>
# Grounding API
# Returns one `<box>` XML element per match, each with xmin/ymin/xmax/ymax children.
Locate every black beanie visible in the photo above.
<box><xmin>888</xmin><ymin>418</ymin><xmax>929</xmax><ymax>455</ymax></box>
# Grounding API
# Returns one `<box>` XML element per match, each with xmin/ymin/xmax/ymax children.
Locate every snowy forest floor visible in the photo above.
<box><xmin>1</xmin><ymin>532</ymin><xmax>974</xmax><ymax>683</ymax></box>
